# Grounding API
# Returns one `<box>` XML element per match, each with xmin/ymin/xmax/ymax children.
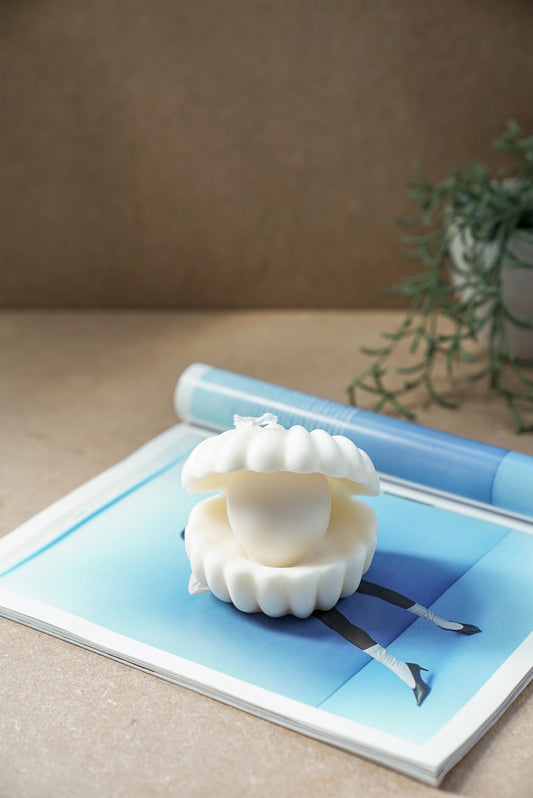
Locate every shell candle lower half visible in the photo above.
<box><xmin>184</xmin><ymin>492</ymin><xmax>378</xmax><ymax>618</ymax></box>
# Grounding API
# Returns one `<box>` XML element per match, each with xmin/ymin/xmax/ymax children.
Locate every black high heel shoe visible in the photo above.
<box><xmin>407</xmin><ymin>663</ymin><xmax>430</xmax><ymax>706</ymax></box>
<box><xmin>455</xmin><ymin>623</ymin><xmax>481</xmax><ymax>636</ymax></box>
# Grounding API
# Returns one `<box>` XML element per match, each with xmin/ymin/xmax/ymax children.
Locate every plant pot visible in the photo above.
<box><xmin>449</xmin><ymin>227</ymin><xmax>533</xmax><ymax>363</ymax></box>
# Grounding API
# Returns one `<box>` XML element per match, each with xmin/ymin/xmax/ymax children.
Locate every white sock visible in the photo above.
<box><xmin>365</xmin><ymin>643</ymin><xmax>416</xmax><ymax>689</ymax></box>
<box><xmin>188</xmin><ymin>574</ymin><xmax>210</xmax><ymax>595</ymax></box>
<box><xmin>408</xmin><ymin>602</ymin><xmax>463</xmax><ymax>631</ymax></box>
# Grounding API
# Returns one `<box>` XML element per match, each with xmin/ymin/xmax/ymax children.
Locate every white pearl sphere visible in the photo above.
<box><xmin>226</xmin><ymin>470</ymin><xmax>332</xmax><ymax>567</ymax></box>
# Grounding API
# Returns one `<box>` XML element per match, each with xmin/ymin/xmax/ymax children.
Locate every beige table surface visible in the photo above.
<box><xmin>1</xmin><ymin>310</ymin><xmax>532</xmax><ymax>798</ymax></box>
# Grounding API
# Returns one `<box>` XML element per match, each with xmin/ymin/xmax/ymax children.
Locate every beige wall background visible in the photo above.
<box><xmin>1</xmin><ymin>0</ymin><xmax>532</xmax><ymax>309</ymax></box>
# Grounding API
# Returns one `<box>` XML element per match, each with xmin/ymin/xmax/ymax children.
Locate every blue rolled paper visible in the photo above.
<box><xmin>176</xmin><ymin>364</ymin><xmax>533</xmax><ymax>519</ymax></box>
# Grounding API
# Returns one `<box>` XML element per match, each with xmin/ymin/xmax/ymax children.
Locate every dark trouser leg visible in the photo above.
<box><xmin>313</xmin><ymin>607</ymin><xmax>430</xmax><ymax>705</ymax></box>
<box><xmin>314</xmin><ymin>607</ymin><xmax>377</xmax><ymax>649</ymax></box>
<box><xmin>358</xmin><ymin>580</ymin><xmax>481</xmax><ymax>635</ymax></box>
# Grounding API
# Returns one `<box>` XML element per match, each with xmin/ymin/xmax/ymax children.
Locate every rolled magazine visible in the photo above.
<box><xmin>176</xmin><ymin>363</ymin><xmax>533</xmax><ymax>520</ymax></box>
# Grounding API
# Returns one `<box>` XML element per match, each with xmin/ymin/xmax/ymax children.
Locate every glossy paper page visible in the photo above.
<box><xmin>1</xmin><ymin>442</ymin><xmax>531</xmax><ymax>746</ymax></box>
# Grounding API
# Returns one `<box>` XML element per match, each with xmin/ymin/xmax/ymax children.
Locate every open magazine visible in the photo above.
<box><xmin>0</xmin><ymin>363</ymin><xmax>532</xmax><ymax>786</ymax></box>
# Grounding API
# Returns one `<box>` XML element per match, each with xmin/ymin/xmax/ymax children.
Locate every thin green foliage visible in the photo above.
<box><xmin>348</xmin><ymin>121</ymin><xmax>533</xmax><ymax>432</ymax></box>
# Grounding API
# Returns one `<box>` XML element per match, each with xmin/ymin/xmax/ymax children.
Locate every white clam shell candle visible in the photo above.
<box><xmin>181</xmin><ymin>414</ymin><xmax>380</xmax><ymax>618</ymax></box>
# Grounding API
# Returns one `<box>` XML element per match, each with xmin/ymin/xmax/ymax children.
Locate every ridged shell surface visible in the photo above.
<box><xmin>181</xmin><ymin>422</ymin><xmax>379</xmax><ymax>495</ymax></box>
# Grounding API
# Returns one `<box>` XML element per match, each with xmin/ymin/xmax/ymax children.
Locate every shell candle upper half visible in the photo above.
<box><xmin>181</xmin><ymin>414</ymin><xmax>380</xmax><ymax>618</ymax></box>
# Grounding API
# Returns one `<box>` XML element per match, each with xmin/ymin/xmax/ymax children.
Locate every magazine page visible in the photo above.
<box><xmin>175</xmin><ymin>363</ymin><xmax>533</xmax><ymax>521</ymax></box>
<box><xmin>0</xmin><ymin>382</ymin><xmax>532</xmax><ymax>785</ymax></box>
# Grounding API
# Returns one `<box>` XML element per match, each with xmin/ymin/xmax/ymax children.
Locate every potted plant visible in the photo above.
<box><xmin>348</xmin><ymin>121</ymin><xmax>533</xmax><ymax>432</ymax></box>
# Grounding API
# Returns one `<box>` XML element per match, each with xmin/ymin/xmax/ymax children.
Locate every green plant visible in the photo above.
<box><xmin>348</xmin><ymin>120</ymin><xmax>533</xmax><ymax>432</ymax></box>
